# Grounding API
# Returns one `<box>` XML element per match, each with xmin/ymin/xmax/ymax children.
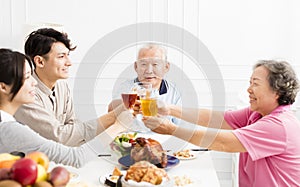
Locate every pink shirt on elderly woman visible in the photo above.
<box><xmin>225</xmin><ymin>105</ymin><xmax>300</xmax><ymax>187</ymax></box>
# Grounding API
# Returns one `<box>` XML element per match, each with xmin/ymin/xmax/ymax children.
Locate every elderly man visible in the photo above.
<box><xmin>108</xmin><ymin>44</ymin><xmax>181</xmax><ymax>130</ymax></box>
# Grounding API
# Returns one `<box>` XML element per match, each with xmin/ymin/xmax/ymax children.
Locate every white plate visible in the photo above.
<box><xmin>173</xmin><ymin>153</ymin><xmax>197</xmax><ymax>160</ymax></box>
<box><xmin>172</xmin><ymin>150</ymin><xmax>197</xmax><ymax>160</ymax></box>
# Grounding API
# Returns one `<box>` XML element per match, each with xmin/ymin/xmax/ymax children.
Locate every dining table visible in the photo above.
<box><xmin>54</xmin><ymin>128</ymin><xmax>221</xmax><ymax>187</ymax></box>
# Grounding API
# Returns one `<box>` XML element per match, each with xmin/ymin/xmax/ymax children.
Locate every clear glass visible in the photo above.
<box><xmin>131</xmin><ymin>82</ymin><xmax>158</xmax><ymax>133</ymax></box>
<box><xmin>132</xmin><ymin>82</ymin><xmax>152</xmax><ymax>99</ymax></box>
<box><xmin>121</xmin><ymin>92</ymin><xmax>138</xmax><ymax>113</ymax></box>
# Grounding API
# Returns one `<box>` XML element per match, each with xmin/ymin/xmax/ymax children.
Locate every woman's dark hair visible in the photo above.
<box><xmin>254</xmin><ymin>60</ymin><xmax>300</xmax><ymax>105</ymax></box>
<box><xmin>0</xmin><ymin>48</ymin><xmax>33</xmax><ymax>101</ymax></box>
<box><xmin>24</xmin><ymin>28</ymin><xmax>76</xmax><ymax>67</ymax></box>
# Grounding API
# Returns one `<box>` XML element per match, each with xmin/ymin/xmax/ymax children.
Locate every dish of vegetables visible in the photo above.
<box><xmin>110</xmin><ymin>132</ymin><xmax>138</xmax><ymax>156</ymax></box>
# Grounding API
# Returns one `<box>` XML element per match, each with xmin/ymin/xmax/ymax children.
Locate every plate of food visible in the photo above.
<box><xmin>118</xmin><ymin>154</ymin><xmax>180</xmax><ymax>170</ymax></box>
<box><xmin>99</xmin><ymin>167</ymin><xmax>125</xmax><ymax>187</ymax></box>
<box><xmin>173</xmin><ymin>149</ymin><xmax>197</xmax><ymax>160</ymax></box>
<box><xmin>121</xmin><ymin>161</ymin><xmax>174</xmax><ymax>187</ymax></box>
<box><xmin>118</xmin><ymin>137</ymin><xmax>180</xmax><ymax>170</ymax></box>
<box><xmin>110</xmin><ymin>132</ymin><xmax>138</xmax><ymax>157</ymax></box>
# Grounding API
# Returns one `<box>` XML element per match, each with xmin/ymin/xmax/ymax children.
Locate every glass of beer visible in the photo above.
<box><xmin>121</xmin><ymin>92</ymin><xmax>138</xmax><ymax>113</ymax></box>
<box><xmin>140</xmin><ymin>97</ymin><xmax>158</xmax><ymax>116</ymax></box>
<box><xmin>132</xmin><ymin>82</ymin><xmax>158</xmax><ymax>116</ymax></box>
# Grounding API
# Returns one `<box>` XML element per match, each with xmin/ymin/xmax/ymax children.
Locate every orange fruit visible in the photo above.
<box><xmin>0</xmin><ymin>159</ymin><xmax>17</xmax><ymax>169</ymax></box>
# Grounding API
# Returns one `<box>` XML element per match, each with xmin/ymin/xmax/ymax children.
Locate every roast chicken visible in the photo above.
<box><xmin>130</xmin><ymin>137</ymin><xmax>168</xmax><ymax>168</ymax></box>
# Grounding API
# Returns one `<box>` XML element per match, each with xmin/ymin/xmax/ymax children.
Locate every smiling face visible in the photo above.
<box><xmin>247</xmin><ymin>66</ymin><xmax>279</xmax><ymax>116</ymax></box>
<box><xmin>35</xmin><ymin>42</ymin><xmax>72</xmax><ymax>88</ymax></box>
<box><xmin>13</xmin><ymin>61</ymin><xmax>37</xmax><ymax>105</ymax></box>
<box><xmin>134</xmin><ymin>47</ymin><xmax>170</xmax><ymax>90</ymax></box>
<box><xmin>43</xmin><ymin>42</ymin><xmax>71</xmax><ymax>79</ymax></box>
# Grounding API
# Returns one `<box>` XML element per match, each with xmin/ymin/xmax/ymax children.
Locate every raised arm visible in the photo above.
<box><xmin>160</xmin><ymin>104</ymin><xmax>232</xmax><ymax>130</ymax></box>
<box><xmin>142</xmin><ymin>116</ymin><xmax>246</xmax><ymax>152</ymax></box>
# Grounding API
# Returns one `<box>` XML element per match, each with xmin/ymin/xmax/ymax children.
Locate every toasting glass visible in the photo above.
<box><xmin>121</xmin><ymin>92</ymin><xmax>138</xmax><ymax>113</ymax></box>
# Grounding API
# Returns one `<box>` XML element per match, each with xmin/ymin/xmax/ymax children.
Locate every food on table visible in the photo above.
<box><xmin>48</xmin><ymin>166</ymin><xmax>70</xmax><ymax>187</ymax></box>
<box><xmin>26</xmin><ymin>151</ymin><xmax>50</xmax><ymax>171</ymax></box>
<box><xmin>0</xmin><ymin>179</ymin><xmax>22</xmax><ymax>187</ymax></box>
<box><xmin>110</xmin><ymin>132</ymin><xmax>138</xmax><ymax>156</ymax></box>
<box><xmin>104</xmin><ymin>167</ymin><xmax>123</xmax><ymax>187</ymax></box>
<box><xmin>124</xmin><ymin>161</ymin><xmax>168</xmax><ymax>185</ymax></box>
<box><xmin>131</xmin><ymin>137</ymin><xmax>168</xmax><ymax>168</ymax></box>
<box><xmin>112</xmin><ymin>167</ymin><xmax>122</xmax><ymax>176</ymax></box>
<box><xmin>0</xmin><ymin>153</ymin><xmax>21</xmax><ymax>163</ymax></box>
<box><xmin>33</xmin><ymin>181</ymin><xmax>53</xmax><ymax>187</ymax></box>
<box><xmin>173</xmin><ymin>149</ymin><xmax>194</xmax><ymax>159</ymax></box>
<box><xmin>11</xmin><ymin>158</ymin><xmax>38</xmax><ymax>186</ymax></box>
<box><xmin>0</xmin><ymin>153</ymin><xmax>21</xmax><ymax>169</ymax></box>
<box><xmin>0</xmin><ymin>152</ymin><xmax>70</xmax><ymax>187</ymax></box>
<box><xmin>173</xmin><ymin>175</ymin><xmax>193</xmax><ymax>186</ymax></box>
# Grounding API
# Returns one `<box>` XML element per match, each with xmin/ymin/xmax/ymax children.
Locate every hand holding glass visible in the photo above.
<box><xmin>132</xmin><ymin>82</ymin><xmax>158</xmax><ymax>116</ymax></box>
<box><xmin>121</xmin><ymin>93</ymin><xmax>138</xmax><ymax>113</ymax></box>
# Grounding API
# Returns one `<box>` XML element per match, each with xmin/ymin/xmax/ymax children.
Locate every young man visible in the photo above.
<box><xmin>15</xmin><ymin>28</ymin><xmax>125</xmax><ymax>146</ymax></box>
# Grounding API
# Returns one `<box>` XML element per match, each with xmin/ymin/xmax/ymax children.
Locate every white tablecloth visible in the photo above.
<box><xmin>57</xmin><ymin>133</ymin><xmax>220</xmax><ymax>187</ymax></box>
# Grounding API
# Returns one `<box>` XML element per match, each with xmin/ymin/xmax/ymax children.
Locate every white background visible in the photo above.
<box><xmin>1</xmin><ymin>0</ymin><xmax>300</xmax><ymax>116</ymax></box>
<box><xmin>1</xmin><ymin>1</ymin><xmax>300</xmax><ymax>186</ymax></box>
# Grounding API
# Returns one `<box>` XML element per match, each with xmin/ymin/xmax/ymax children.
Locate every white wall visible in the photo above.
<box><xmin>2</xmin><ymin>1</ymin><xmax>300</xmax><ymax>186</ymax></box>
<box><xmin>1</xmin><ymin>0</ymin><xmax>300</xmax><ymax>118</ymax></box>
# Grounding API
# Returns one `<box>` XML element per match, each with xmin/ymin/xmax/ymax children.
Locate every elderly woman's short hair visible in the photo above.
<box><xmin>254</xmin><ymin>60</ymin><xmax>299</xmax><ymax>105</ymax></box>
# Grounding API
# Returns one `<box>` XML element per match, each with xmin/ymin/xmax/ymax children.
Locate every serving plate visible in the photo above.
<box><xmin>118</xmin><ymin>155</ymin><xmax>180</xmax><ymax>170</ymax></box>
<box><xmin>173</xmin><ymin>153</ymin><xmax>197</xmax><ymax>160</ymax></box>
<box><xmin>173</xmin><ymin>150</ymin><xmax>198</xmax><ymax>160</ymax></box>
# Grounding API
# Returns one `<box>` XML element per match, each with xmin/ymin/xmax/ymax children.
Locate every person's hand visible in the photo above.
<box><xmin>142</xmin><ymin>116</ymin><xmax>176</xmax><ymax>135</ymax></box>
<box><xmin>156</xmin><ymin>100</ymin><xmax>170</xmax><ymax>116</ymax></box>
<box><xmin>114</xmin><ymin>110</ymin><xmax>135</xmax><ymax>131</ymax></box>
<box><xmin>132</xmin><ymin>99</ymin><xmax>142</xmax><ymax>116</ymax></box>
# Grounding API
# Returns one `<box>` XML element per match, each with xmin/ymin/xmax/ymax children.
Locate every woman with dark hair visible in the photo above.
<box><xmin>143</xmin><ymin>60</ymin><xmax>300</xmax><ymax>186</ymax></box>
<box><xmin>0</xmin><ymin>48</ymin><xmax>125</xmax><ymax>168</ymax></box>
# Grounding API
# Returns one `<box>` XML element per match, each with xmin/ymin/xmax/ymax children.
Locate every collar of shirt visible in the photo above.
<box><xmin>0</xmin><ymin>110</ymin><xmax>16</xmax><ymax>122</ymax></box>
<box><xmin>134</xmin><ymin>78</ymin><xmax>168</xmax><ymax>95</ymax></box>
<box><xmin>33</xmin><ymin>71</ymin><xmax>56</xmax><ymax>98</ymax></box>
<box><xmin>271</xmin><ymin>104</ymin><xmax>291</xmax><ymax>114</ymax></box>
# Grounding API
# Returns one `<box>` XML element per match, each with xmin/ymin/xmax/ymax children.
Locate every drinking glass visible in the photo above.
<box><xmin>140</xmin><ymin>97</ymin><xmax>158</xmax><ymax>116</ymax></box>
<box><xmin>132</xmin><ymin>82</ymin><xmax>152</xmax><ymax>99</ymax></box>
<box><xmin>128</xmin><ymin>82</ymin><xmax>158</xmax><ymax>133</ymax></box>
<box><xmin>121</xmin><ymin>92</ymin><xmax>138</xmax><ymax>113</ymax></box>
<box><xmin>132</xmin><ymin>82</ymin><xmax>158</xmax><ymax>116</ymax></box>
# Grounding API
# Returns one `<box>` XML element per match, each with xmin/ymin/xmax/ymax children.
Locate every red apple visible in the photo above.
<box><xmin>48</xmin><ymin>166</ymin><xmax>70</xmax><ymax>186</ymax></box>
<box><xmin>26</xmin><ymin>151</ymin><xmax>49</xmax><ymax>171</ymax></box>
<box><xmin>11</xmin><ymin>158</ymin><xmax>37</xmax><ymax>186</ymax></box>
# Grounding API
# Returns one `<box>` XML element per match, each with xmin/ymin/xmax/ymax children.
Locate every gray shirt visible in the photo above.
<box><xmin>0</xmin><ymin>110</ymin><xmax>108</xmax><ymax>168</ymax></box>
<box><xmin>15</xmin><ymin>72</ymin><xmax>98</xmax><ymax>146</ymax></box>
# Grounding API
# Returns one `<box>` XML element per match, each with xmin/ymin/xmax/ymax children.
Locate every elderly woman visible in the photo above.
<box><xmin>0</xmin><ymin>48</ymin><xmax>126</xmax><ymax>168</ymax></box>
<box><xmin>143</xmin><ymin>60</ymin><xmax>300</xmax><ymax>186</ymax></box>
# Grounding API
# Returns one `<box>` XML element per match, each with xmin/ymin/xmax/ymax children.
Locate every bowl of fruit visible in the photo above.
<box><xmin>110</xmin><ymin>132</ymin><xmax>138</xmax><ymax>157</ymax></box>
